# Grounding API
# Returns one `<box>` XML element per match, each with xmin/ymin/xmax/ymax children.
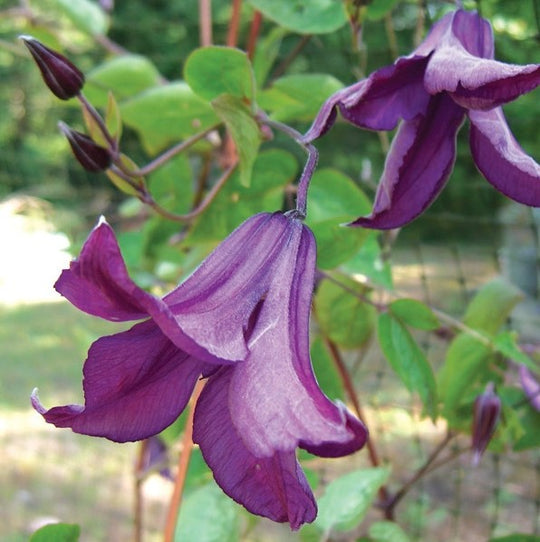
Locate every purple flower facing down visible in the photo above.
<box><xmin>304</xmin><ymin>9</ymin><xmax>540</xmax><ymax>229</ymax></box>
<box><xmin>32</xmin><ymin>212</ymin><xmax>367</xmax><ymax>529</ymax></box>
<box><xmin>20</xmin><ymin>35</ymin><xmax>85</xmax><ymax>100</ymax></box>
<box><xmin>471</xmin><ymin>382</ymin><xmax>501</xmax><ymax>466</ymax></box>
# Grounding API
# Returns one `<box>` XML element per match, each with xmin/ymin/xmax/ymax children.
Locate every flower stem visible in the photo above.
<box><xmin>134</xmin><ymin>439</ymin><xmax>149</xmax><ymax>542</ymax></box>
<box><xmin>322</xmin><ymin>336</ymin><xmax>392</xmax><ymax>513</ymax></box>
<box><xmin>226</xmin><ymin>0</ymin><xmax>242</xmax><ymax>47</ymax></box>
<box><xmin>77</xmin><ymin>93</ymin><xmax>118</xmax><ymax>154</ymax></box>
<box><xmin>199</xmin><ymin>0</ymin><xmax>213</xmax><ymax>46</ymax></box>
<box><xmin>164</xmin><ymin>379</ymin><xmax>205</xmax><ymax>542</ymax></box>
<box><xmin>246</xmin><ymin>10</ymin><xmax>263</xmax><ymax>60</ymax></box>
<box><xmin>258</xmin><ymin>113</ymin><xmax>318</xmax><ymax>217</ymax></box>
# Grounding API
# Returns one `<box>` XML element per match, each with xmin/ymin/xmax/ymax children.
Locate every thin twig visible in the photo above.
<box><xmin>246</xmin><ymin>10</ymin><xmax>263</xmax><ymax>60</ymax></box>
<box><xmin>199</xmin><ymin>0</ymin><xmax>213</xmax><ymax>46</ymax></box>
<box><xmin>271</xmin><ymin>35</ymin><xmax>311</xmax><ymax>80</ymax></box>
<box><xmin>226</xmin><ymin>0</ymin><xmax>242</xmax><ymax>47</ymax></box>
<box><xmin>164</xmin><ymin>379</ymin><xmax>206</xmax><ymax>542</ymax></box>
<box><xmin>322</xmin><ymin>336</ymin><xmax>392</xmax><ymax>513</ymax></box>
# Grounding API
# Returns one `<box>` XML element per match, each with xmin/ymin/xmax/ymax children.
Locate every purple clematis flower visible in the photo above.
<box><xmin>31</xmin><ymin>212</ymin><xmax>367</xmax><ymax>528</ymax></box>
<box><xmin>303</xmin><ymin>9</ymin><xmax>540</xmax><ymax>229</ymax></box>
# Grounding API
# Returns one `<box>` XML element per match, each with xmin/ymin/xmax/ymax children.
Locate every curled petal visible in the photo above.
<box><xmin>193</xmin><ymin>367</ymin><xmax>317</xmax><ymax>529</ymax></box>
<box><xmin>338</xmin><ymin>56</ymin><xmax>431</xmax><ymax>131</ymax></box>
<box><xmin>32</xmin><ymin>320</ymin><xmax>209</xmax><ymax>442</ymax></box>
<box><xmin>469</xmin><ymin>108</ymin><xmax>540</xmax><ymax>206</ymax></box>
<box><xmin>54</xmin><ymin>219</ymin><xmax>159</xmax><ymax>322</ymax></box>
<box><xmin>351</xmin><ymin>94</ymin><xmax>466</xmax><ymax>229</ymax></box>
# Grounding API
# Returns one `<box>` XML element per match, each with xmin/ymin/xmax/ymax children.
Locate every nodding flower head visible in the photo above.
<box><xmin>471</xmin><ymin>382</ymin><xmax>501</xmax><ymax>466</ymax></box>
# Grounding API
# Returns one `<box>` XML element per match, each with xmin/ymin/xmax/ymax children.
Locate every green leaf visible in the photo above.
<box><xmin>259</xmin><ymin>74</ymin><xmax>343</xmax><ymax>122</ymax></box>
<box><xmin>212</xmin><ymin>95</ymin><xmax>261</xmax><ymax>187</ymax></box>
<box><xmin>493</xmin><ymin>331</ymin><xmax>538</xmax><ymax>374</ymax></box>
<box><xmin>105</xmin><ymin>154</ymin><xmax>145</xmax><ymax>197</ymax></box>
<box><xmin>85</xmin><ymin>55</ymin><xmax>162</xmax><ymax>107</ymax></box>
<box><xmin>50</xmin><ymin>0</ymin><xmax>108</xmax><ymax>36</ymax></box>
<box><xmin>174</xmin><ymin>483</ymin><xmax>239</xmax><ymax>542</ymax></box>
<box><xmin>315</xmin><ymin>276</ymin><xmax>376</xmax><ymax>349</ymax></box>
<box><xmin>310</xmin><ymin>337</ymin><xmax>345</xmax><ymax>401</ymax></box>
<box><xmin>247</xmin><ymin>0</ymin><xmax>348</xmax><ymax>34</ymax></box>
<box><xmin>341</xmin><ymin>232</ymin><xmax>393</xmax><ymax>290</ymax></box>
<box><xmin>369</xmin><ymin>520</ymin><xmax>412</xmax><ymax>542</ymax></box>
<box><xmin>188</xmin><ymin>149</ymin><xmax>297</xmax><ymax>243</ymax></box>
<box><xmin>30</xmin><ymin>523</ymin><xmax>80</xmax><ymax>542</ymax></box>
<box><xmin>463</xmin><ymin>277</ymin><xmax>524</xmax><ymax>335</ymax></box>
<box><xmin>390</xmin><ymin>299</ymin><xmax>440</xmax><ymax>331</ymax></box>
<box><xmin>489</xmin><ymin>535</ymin><xmax>540</xmax><ymax>542</ymax></box>
<box><xmin>377</xmin><ymin>312</ymin><xmax>438</xmax><ymax>420</ymax></box>
<box><xmin>252</xmin><ymin>26</ymin><xmax>288</xmax><ymax>87</ymax></box>
<box><xmin>314</xmin><ymin>467</ymin><xmax>390</xmax><ymax>532</ymax></box>
<box><xmin>438</xmin><ymin>333</ymin><xmax>492</xmax><ymax>415</ymax></box>
<box><xmin>306</xmin><ymin>169</ymin><xmax>371</xmax><ymax>269</ymax></box>
<box><xmin>185</xmin><ymin>46</ymin><xmax>255</xmax><ymax>103</ymax></box>
<box><xmin>366</xmin><ymin>0</ymin><xmax>400</xmax><ymax>20</ymax></box>
<box><xmin>120</xmin><ymin>82</ymin><xmax>219</xmax><ymax>154</ymax></box>
<box><xmin>105</xmin><ymin>92</ymin><xmax>122</xmax><ymax>142</ymax></box>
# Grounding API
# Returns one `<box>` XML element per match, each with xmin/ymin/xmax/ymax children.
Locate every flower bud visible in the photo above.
<box><xmin>471</xmin><ymin>382</ymin><xmax>501</xmax><ymax>466</ymax></box>
<box><xmin>20</xmin><ymin>35</ymin><xmax>85</xmax><ymax>100</ymax></box>
<box><xmin>58</xmin><ymin>122</ymin><xmax>112</xmax><ymax>172</ymax></box>
<box><xmin>519</xmin><ymin>365</ymin><xmax>540</xmax><ymax>412</ymax></box>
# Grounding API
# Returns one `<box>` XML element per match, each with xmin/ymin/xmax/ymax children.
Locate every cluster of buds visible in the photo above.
<box><xmin>20</xmin><ymin>35</ymin><xmax>149</xmax><ymax>200</ymax></box>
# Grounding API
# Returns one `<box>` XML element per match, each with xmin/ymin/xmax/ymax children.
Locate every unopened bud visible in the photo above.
<box><xmin>519</xmin><ymin>365</ymin><xmax>540</xmax><ymax>412</ymax></box>
<box><xmin>20</xmin><ymin>35</ymin><xmax>85</xmax><ymax>100</ymax></box>
<box><xmin>59</xmin><ymin>122</ymin><xmax>112</xmax><ymax>172</ymax></box>
<box><xmin>471</xmin><ymin>382</ymin><xmax>501</xmax><ymax>466</ymax></box>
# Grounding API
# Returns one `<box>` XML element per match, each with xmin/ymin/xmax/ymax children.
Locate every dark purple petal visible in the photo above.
<box><xmin>338</xmin><ymin>56</ymin><xmax>431</xmax><ymax>131</ymax></box>
<box><xmin>193</xmin><ymin>368</ymin><xmax>317</xmax><ymax>529</ymax></box>
<box><xmin>351</xmin><ymin>94</ymin><xmax>466</xmax><ymax>229</ymax></box>
<box><xmin>54</xmin><ymin>219</ymin><xmax>161</xmax><ymax>322</ymax></box>
<box><xmin>469</xmin><ymin>108</ymin><xmax>540</xmax><ymax>206</ymax></box>
<box><xmin>32</xmin><ymin>320</ymin><xmax>209</xmax><ymax>442</ymax></box>
<box><xmin>58</xmin><ymin>122</ymin><xmax>112</xmax><ymax>172</ymax></box>
<box><xmin>20</xmin><ymin>35</ymin><xmax>85</xmax><ymax>100</ymax></box>
<box><xmin>518</xmin><ymin>365</ymin><xmax>540</xmax><ymax>412</ymax></box>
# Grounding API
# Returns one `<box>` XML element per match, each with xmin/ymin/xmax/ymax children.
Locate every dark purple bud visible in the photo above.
<box><xmin>20</xmin><ymin>35</ymin><xmax>85</xmax><ymax>100</ymax></box>
<box><xmin>138</xmin><ymin>436</ymin><xmax>173</xmax><ymax>481</ymax></box>
<box><xmin>59</xmin><ymin>122</ymin><xmax>112</xmax><ymax>172</ymax></box>
<box><xmin>471</xmin><ymin>382</ymin><xmax>501</xmax><ymax>466</ymax></box>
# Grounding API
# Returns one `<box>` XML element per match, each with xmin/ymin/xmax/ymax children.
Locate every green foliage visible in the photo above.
<box><xmin>174</xmin><ymin>483</ymin><xmax>240</xmax><ymax>542</ymax></box>
<box><xmin>378</xmin><ymin>312</ymin><xmax>438</xmax><ymax>420</ymax></box>
<box><xmin>247</xmin><ymin>0</ymin><xmax>348</xmax><ymax>34</ymax></box>
<box><xmin>49</xmin><ymin>0</ymin><xmax>109</xmax><ymax>36</ymax></box>
<box><xmin>30</xmin><ymin>523</ymin><xmax>80</xmax><ymax>542</ymax></box>
<box><xmin>313</xmin><ymin>467</ymin><xmax>390</xmax><ymax>532</ymax></box>
<box><xmin>369</xmin><ymin>520</ymin><xmax>412</xmax><ymax>542</ymax></box>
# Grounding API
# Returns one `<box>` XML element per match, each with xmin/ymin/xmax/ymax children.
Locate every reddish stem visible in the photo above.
<box><xmin>246</xmin><ymin>10</ymin><xmax>262</xmax><ymax>59</ymax></box>
<box><xmin>164</xmin><ymin>379</ymin><xmax>206</xmax><ymax>542</ymax></box>
<box><xmin>199</xmin><ymin>0</ymin><xmax>213</xmax><ymax>46</ymax></box>
<box><xmin>226</xmin><ymin>0</ymin><xmax>242</xmax><ymax>47</ymax></box>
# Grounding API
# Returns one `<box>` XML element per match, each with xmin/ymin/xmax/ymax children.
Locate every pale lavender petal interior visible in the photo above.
<box><xmin>32</xmin><ymin>320</ymin><xmax>209</xmax><ymax>442</ymax></box>
<box><xmin>469</xmin><ymin>108</ymin><xmax>540</xmax><ymax>206</ymax></box>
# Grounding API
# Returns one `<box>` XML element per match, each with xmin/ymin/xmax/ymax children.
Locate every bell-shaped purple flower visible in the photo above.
<box><xmin>20</xmin><ymin>35</ymin><xmax>85</xmax><ymax>100</ymax></box>
<box><xmin>304</xmin><ymin>9</ymin><xmax>540</xmax><ymax>229</ymax></box>
<box><xmin>471</xmin><ymin>382</ymin><xmax>501</xmax><ymax>466</ymax></box>
<box><xmin>31</xmin><ymin>212</ymin><xmax>367</xmax><ymax>528</ymax></box>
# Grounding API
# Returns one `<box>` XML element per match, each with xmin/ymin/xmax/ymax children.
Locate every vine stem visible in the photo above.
<box><xmin>199</xmin><ymin>0</ymin><xmax>213</xmax><ymax>46</ymax></box>
<box><xmin>246</xmin><ymin>10</ymin><xmax>263</xmax><ymax>59</ymax></box>
<box><xmin>226</xmin><ymin>0</ymin><xmax>242</xmax><ymax>47</ymax></box>
<box><xmin>164</xmin><ymin>379</ymin><xmax>206</xmax><ymax>542</ymax></box>
<box><xmin>322</xmin><ymin>336</ymin><xmax>392</xmax><ymax>514</ymax></box>
<box><xmin>77</xmin><ymin>93</ymin><xmax>118</xmax><ymax>154</ymax></box>
<box><xmin>382</xmin><ymin>431</ymin><xmax>455</xmax><ymax>517</ymax></box>
<box><xmin>257</xmin><ymin>113</ymin><xmax>318</xmax><ymax>217</ymax></box>
<box><xmin>134</xmin><ymin>439</ymin><xmax>149</xmax><ymax>542</ymax></box>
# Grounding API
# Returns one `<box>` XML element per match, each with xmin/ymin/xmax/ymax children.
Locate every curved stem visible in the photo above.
<box><xmin>258</xmin><ymin>113</ymin><xmax>318</xmax><ymax>217</ymax></box>
<box><xmin>164</xmin><ymin>379</ymin><xmax>206</xmax><ymax>542</ymax></box>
